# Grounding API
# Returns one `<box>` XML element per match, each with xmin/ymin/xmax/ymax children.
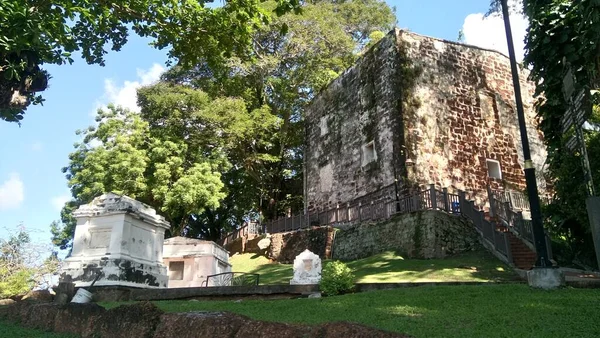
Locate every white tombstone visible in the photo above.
<box><xmin>290</xmin><ymin>249</ymin><xmax>322</xmax><ymax>285</ymax></box>
<box><xmin>162</xmin><ymin>237</ymin><xmax>231</xmax><ymax>288</ymax></box>
<box><xmin>60</xmin><ymin>193</ymin><xmax>170</xmax><ymax>288</ymax></box>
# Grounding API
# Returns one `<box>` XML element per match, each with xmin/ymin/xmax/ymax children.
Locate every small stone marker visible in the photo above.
<box><xmin>290</xmin><ymin>249</ymin><xmax>321</xmax><ymax>285</ymax></box>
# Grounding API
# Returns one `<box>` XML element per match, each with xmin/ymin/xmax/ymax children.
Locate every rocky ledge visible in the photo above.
<box><xmin>0</xmin><ymin>300</ymin><xmax>411</xmax><ymax>338</ymax></box>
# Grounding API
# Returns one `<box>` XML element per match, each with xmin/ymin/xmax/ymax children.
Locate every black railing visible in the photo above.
<box><xmin>203</xmin><ymin>272</ymin><xmax>260</xmax><ymax>287</ymax></box>
<box><xmin>261</xmin><ymin>185</ymin><xmax>465</xmax><ymax>234</ymax></box>
<box><xmin>487</xmin><ymin>186</ymin><xmax>553</xmax><ymax>261</ymax></box>
<box><xmin>458</xmin><ymin>193</ymin><xmax>512</xmax><ymax>263</ymax></box>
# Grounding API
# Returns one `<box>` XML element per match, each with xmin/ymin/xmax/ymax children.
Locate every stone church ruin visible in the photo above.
<box><xmin>304</xmin><ymin>29</ymin><xmax>547</xmax><ymax>211</ymax></box>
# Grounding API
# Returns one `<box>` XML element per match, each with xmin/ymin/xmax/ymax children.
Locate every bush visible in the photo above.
<box><xmin>319</xmin><ymin>261</ymin><xmax>355</xmax><ymax>296</ymax></box>
<box><xmin>0</xmin><ymin>226</ymin><xmax>60</xmax><ymax>298</ymax></box>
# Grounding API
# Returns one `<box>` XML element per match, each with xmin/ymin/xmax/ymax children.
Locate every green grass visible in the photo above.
<box><xmin>0</xmin><ymin>320</ymin><xmax>76</xmax><ymax>338</ymax></box>
<box><xmin>230</xmin><ymin>250</ymin><xmax>519</xmax><ymax>284</ymax></box>
<box><xmin>103</xmin><ymin>285</ymin><xmax>600</xmax><ymax>338</ymax></box>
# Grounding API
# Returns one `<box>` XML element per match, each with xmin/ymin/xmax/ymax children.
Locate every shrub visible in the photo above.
<box><xmin>0</xmin><ymin>226</ymin><xmax>60</xmax><ymax>298</ymax></box>
<box><xmin>319</xmin><ymin>260</ymin><xmax>355</xmax><ymax>296</ymax></box>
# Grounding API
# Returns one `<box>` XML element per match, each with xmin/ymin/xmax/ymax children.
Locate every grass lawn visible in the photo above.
<box><xmin>229</xmin><ymin>250</ymin><xmax>519</xmax><ymax>284</ymax></box>
<box><xmin>103</xmin><ymin>284</ymin><xmax>600</xmax><ymax>338</ymax></box>
<box><xmin>0</xmin><ymin>320</ymin><xmax>76</xmax><ymax>338</ymax></box>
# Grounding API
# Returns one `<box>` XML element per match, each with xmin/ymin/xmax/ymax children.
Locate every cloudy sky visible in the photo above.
<box><xmin>0</xmin><ymin>0</ymin><xmax>527</xmax><ymax>247</ymax></box>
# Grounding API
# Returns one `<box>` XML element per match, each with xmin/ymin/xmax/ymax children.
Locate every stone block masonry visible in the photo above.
<box><xmin>332</xmin><ymin>210</ymin><xmax>480</xmax><ymax>261</ymax></box>
<box><xmin>224</xmin><ymin>227</ymin><xmax>334</xmax><ymax>264</ymax></box>
<box><xmin>305</xmin><ymin>28</ymin><xmax>548</xmax><ymax>210</ymax></box>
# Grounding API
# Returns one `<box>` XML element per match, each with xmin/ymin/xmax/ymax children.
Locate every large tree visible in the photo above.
<box><xmin>52</xmin><ymin>0</ymin><xmax>396</xmax><ymax>248</ymax></box>
<box><xmin>163</xmin><ymin>0</ymin><xmax>396</xmax><ymax>220</ymax></box>
<box><xmin>52</xmin><ymin>84</ymin><xmax>278</xmax><ymax>247</ymax></box>
<box><xmin>0</xmin><ymin>0</ymin><xmax>301</xmax><ymax>123</ymax></box>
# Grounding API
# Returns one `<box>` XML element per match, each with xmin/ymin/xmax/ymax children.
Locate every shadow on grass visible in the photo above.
<box><xmin>149</xmin><ymin>285</ymin><xmax>600</xmax><ymax>338</ymax></box>
<box><xmin>231</xmin><ymin>250</ymin><xmax>520</xmax><ymax>285</ymax></box>
<box><xmin>346</xmin><ymin>250</ymin><xmax>521</xmax><ymax>283</ymax></box>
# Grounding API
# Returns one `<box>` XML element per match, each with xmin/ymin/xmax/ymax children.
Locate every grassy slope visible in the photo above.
<box><xmin>229</xmin><ymin>250</ymin><xmax>519</xmax><ymax>284</ymax></box>
<box><xmin>113</xmin><ymin>285</ymin><xmax>600</xmax><ymax>338</ymax></box>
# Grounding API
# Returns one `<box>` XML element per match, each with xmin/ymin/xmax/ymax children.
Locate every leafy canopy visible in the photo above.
<box><xmin>53</xmin><ymin>84</ymin><xmax>279</xmax><ymax>246</ymax></box>
<box><xmin>0</xmin><ymin>0</ymin><xmax>302</xmax><ymax>122</ymax></box>
<box><xmin>489</xmin><ymin>0</ymin><xmax>600</xmax><ymax>266</ymax></box>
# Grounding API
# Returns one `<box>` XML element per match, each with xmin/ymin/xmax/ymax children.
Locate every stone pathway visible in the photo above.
<box><xmin>561</xmin><ymin>267</ymin><xmax>600</xmax><ymax>287</ymax></box>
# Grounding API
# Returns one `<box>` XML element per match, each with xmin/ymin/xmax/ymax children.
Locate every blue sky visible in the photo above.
<box><xmin>0</xmin><ymin>0</ymin><xmax>527</xmax><ymax>247</ymax></box>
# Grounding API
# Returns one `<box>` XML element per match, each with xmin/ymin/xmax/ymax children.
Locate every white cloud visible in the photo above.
<box><xmin>0</xmin><ymin>173</ymin><xmax>24</xmax><ymax>210</ymax></box>
<box><xmin>51</xmin><ymin>193</ymin><xmax>71</xmax><ymax>211</ymax></box>
<box><xmin>461</xmin><ymin>0</ymin><xmax>528</xmax><ymax>62</ymax></box>
<box><xmin>92</xmin><ymin>63</ymin><xmax>165</xmax><ymax>116</ymax></box>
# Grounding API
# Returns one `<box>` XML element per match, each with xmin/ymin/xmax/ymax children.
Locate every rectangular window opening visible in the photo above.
<box><xmin>486</xmin><ymin>159</ymin><xmax>502</xmax><ymax>179</ymax></box>
<box><xmin>168</xmin><ymin>261</ymin><xmax>184</xmax><ymax>280</ymax></box>
<box><xmin>320</xmin><ymin>116</ymin><xmax>329</xmax><ymax>136</ymax></box>
<box><xmin>362</xmin><ymin>141</ymin><xmax>377</xmax><ymax>166</ymax></box>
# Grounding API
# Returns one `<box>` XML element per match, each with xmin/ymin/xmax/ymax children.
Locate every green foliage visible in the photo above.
<box><xmin>506</xmin><ymin>0</ymin><xmax>600</xmax><ymax>267</ymax></box>
<box><xmin>0</xmin><ymin>226</ymin><xmax>59</xmax><ymax>298</ymax></box>
<box><xmin>0</xmin><ymin>0</ymin><xmax>303</xmax><ymax>122</ymax></box>
<box><xmin>163</xmin><ymin>0</ymin><xmax>396</xmax><ymax>220</ymax></box>
<box><xmin>53</xmin><ymin>84</ymin><xmax>279</xmax><ymax>244</ymax></box>
<box><xmin>319</xmin><ymin>260</ymin><xmax>355</xmax><ymax>296</ymax></box>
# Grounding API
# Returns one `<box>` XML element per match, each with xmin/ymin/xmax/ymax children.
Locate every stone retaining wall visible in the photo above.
<box><xmin>225</xmin><ymin>227</ymin><xmax>334</xmax><ymax>264</ymax></box>
<box><xmin>0</xmin><ymin>301</ymin><xmax>408</xmax><ymax>338</ymax></box>
<box><xmin>333</xmin><ymin>210</ymin><xmax>479</xmax><ymax>261</ymax></box>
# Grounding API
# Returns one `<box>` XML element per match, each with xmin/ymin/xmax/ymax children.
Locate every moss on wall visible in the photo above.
<box><xmin>332</xmin><ymin>210</ymin><xmax>480</xmax><ymax>261</ymax></box>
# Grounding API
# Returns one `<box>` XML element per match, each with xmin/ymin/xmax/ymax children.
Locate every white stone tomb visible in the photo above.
<box><xmin>290</xmin><ymin>249</ymin><xmax>322</xmax><ymax>285</ymax></box>
<box><xmin>162</xmin><ymin>237</ymin><xmax>231</xmax><ymax>288</ymax></box>
<box><xmin>60</xmin><ymin>193</ymin><xmax>170</xmax><ymax>288</ymax></box>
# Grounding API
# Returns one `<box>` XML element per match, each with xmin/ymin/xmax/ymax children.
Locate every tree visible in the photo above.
<box><xmin>0</xmin><ymin>226</ymin><xmax>59</xmax><ymax>298</ymax></box>
<box><xmin>52</xmin><ymin>0</ymin><xmax>396</xmax><ymax>247</ymax></box>
<box><xmin>52</xmin><ymin>84</ymin><xmax>279</xmax><ymax>246</ymax></box>
<box><xmin>488</xmin><ymin>0</ymin><xmax>600</xmax><ymax>267</ymax></box>
<box><xmin>0</xmin><ymin>0</ymin><xmax>302</xmax><ymax>123</ymax></box>
<box><xmin>163</xmin><ymin>0</ymin><xmax>396</xmax><ymax>220</ymax></box>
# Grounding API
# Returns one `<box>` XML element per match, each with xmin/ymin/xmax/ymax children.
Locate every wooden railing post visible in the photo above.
<box><xmin>412</xmin><ymin>192</ymin><xmax>419</xmax><ymax>211</ymax></box>
<box><xmin>442</xmin><ymin>188</ymin><xmax>449</xmax><ymax>212</ymax></box>
<box><xmin>504</xmin><ymin>201</ymin><xmax>511</xmax><ymax>219</ymax></box>
<box><xmin>504</xmin><ymin>232</ymin><xmax>513</xmax><ymax>263</ymax></box>
<box><xmin>358</xmin><ymin>202</ymin><xmax>362</xmax><ymax>222</ymax></box>
<box><xmin>347</xmin><ymin>202</ymin><xmax>351</xmax><ymax>222</ymax></box>
<box><xmin>486</xmin><ymin>185</ymin><xmax>496</xmax><ymax>217</ymax></box>
<box><xmin>458</xmin><ymin>190</ymin><xmax>466</xmax><ymax>216</ymax></box>
<box><xmin>430</xmin><ymin>184</ymin><xmax>436</xmax><ymax>210</ymax></box>
<box><xmin>335</xmin><ymin>203</ymin><xmax>339</xmax><ymax>223</ymax></box>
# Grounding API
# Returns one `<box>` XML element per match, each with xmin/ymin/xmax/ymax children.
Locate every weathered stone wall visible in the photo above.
<box><xmin>304</xmin><ymin>29</ymin><xmax>547</xmax><ymax>208</ymax></box>
<box><xmin>305</xmin><ymin>31</ymin><xmax>400</xmax><ymax>210</ymax></box>
<box><xmin>223</xmin><ymin>228</ymin><xmax>334</xmax><ymax>264</ymax></box>
<box><xmin>268</xmin><ymin>227</ymin><xmax>334</xmax><ymax>264</ymax></box>
<box><xmin>400</xmin><ymin>31</ymin><xmax>547</xmax><ymax>205</ymax></box>
<box><xmin>332</xmin><ymin>210</ymin><xmax>480</xmax><ymax>261</ymax></box>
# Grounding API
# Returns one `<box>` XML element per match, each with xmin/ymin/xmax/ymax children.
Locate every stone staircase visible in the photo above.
<box><xmin>507</xmin><ymin>231</ymin><xmax>537</xmax><ymax>270</ymax></box>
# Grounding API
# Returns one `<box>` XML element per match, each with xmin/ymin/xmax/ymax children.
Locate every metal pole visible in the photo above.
<box><xmin>500</xmin><ymin>0</ymin><xmax>552</xmax><ymax>267</ymax></box>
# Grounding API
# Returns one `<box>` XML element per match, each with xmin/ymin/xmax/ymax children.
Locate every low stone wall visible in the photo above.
<box><xmin>0</xmin><ymin>301</ymin><xmax>409</xmax><ymax>338</ymax></box>
<box><xmin>268</xmin><ymin>227</ymin><xmax>334</xmax><ymax>263</ymax></box>
<box><xmin>333</xmin><ymin>210</ymin><xmax>480</xmax><ymax>261</ymax></box>
<box><xmin>224</xmin><ymin>227</ymin><xmax>334</xmax><ymax>264</ymax></box>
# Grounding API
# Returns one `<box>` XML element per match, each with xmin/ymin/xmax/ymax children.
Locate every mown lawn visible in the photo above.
<box><xmin>0</xmin><ymin>320</ymin><xmax>76</xmax><ymax>338</ymax></box>
<box><xmin>229</xmin><ymin>250</ymin><xmax>519</xmax><ymax>284</ymax></box>
<box><xmin>103</xmin><ymin>284</ymin><xmax>600</xmax><ymax>338</ymax></box>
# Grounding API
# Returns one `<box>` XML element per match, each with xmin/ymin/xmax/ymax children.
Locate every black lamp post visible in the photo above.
<box><xmin>500</xmin><ymin>0</ymin><xmax>552</xmax><ymax>268</ymax></box>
